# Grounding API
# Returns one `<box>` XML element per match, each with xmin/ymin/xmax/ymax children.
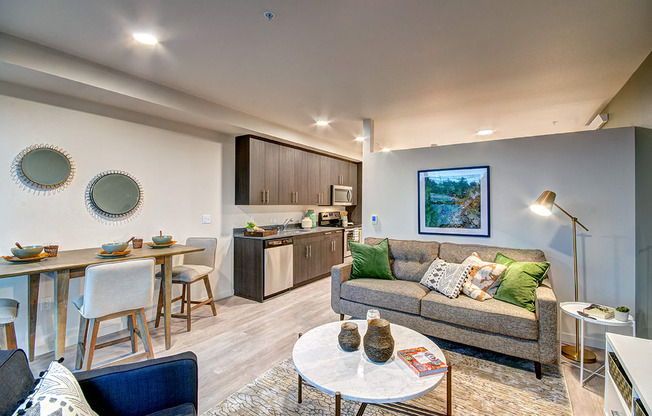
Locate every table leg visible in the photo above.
<box><xmin>28</xmin><ymin>273</ymin><xmax>40</xmax><ymax>361</ymax></box>
<box><xmin>579</xmin><ymin>319</ymin><xmax>585</xmax><ymax>387</ymax></box>
<box><xmin>53</xmin><ymin>270</ymin><xmax>70</xmax><ymax>360</ymax></box>
<box><xmin>162</xmin><ymin>256</ymin><xmax>172</xmax><ymax>350</ymax></box>
<box><xmin>298</xmin><ymin>374</ymin><xmax>302</xmax><ymax>403</ymax></box>
<box><xmin>335</xmin><ymin>391</ymin><xmax>341</xmax><ymax>416</ymax></box>
<box><xmin>447</xmin><ymin>366</ymin><xmax>453</xmax><ymax>415</ymax></box>
<box><xmin>355</xmin><ymin>403</ymin><xmax>367</xmax><ymax>416</ymax></box>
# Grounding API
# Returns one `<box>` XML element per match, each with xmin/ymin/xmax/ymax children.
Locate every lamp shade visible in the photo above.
<box><xmin>530</xmin><ymin>190</ymin><xmax>556</xmax><ymax>216</ymax></box>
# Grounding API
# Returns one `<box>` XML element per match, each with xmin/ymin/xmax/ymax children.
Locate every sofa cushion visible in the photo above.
<box><xmin>0</xmin><ymin>350</ymin><xmax>34</xmax><ymax>416</ymax></box>
<box><xmin>420</xmin><ymin>290</ymin><xmax>539</xmax><ymax>340</ymax></box>
<box><xmin>365</xmin><ymin>238</ymin><xmax>439</xmax><ymax>282</ymax></box>
<box><xmin>420</xmin><ymin>258</ymin><xmax>474</xmax><ymax>298</ymax></box>
<box><xmin>439</xmin><ymin>242</ymin><xmax>547</xmax><ymax>264</ymax></box>
<box><xmin>350</xmin><ymin>239</ymin><xmax>395</xmax><ymax>280</ymax></box>
<box><xmin>341</xmin><ymin>279</ymin><xmax>430</xmax><ymax>314</ymax></box>
<box><xmin>493</xmin><ymin>253</ymin><xmax>550</xmax><ymax>312</ymax></box>
<box><xmin>461</xmin><ymin>253</ymin><xmax>507</xmax><ymax>301</ymax></box>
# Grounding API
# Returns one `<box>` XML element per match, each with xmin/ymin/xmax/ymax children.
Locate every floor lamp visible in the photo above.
<box><xmin>530</xmin><ymin>190</ymin><xmax>596</xmax><ymax>363</ymax></box>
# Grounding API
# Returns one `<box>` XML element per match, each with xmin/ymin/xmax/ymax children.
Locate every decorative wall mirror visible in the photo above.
<box><xmin>12</xmin><ymin>144</ymin><xmax>75</xmax><ymax>191</ymax></box>
<box><xmin>86</xmin><ymin>170</ymin><xmax>144</xmax><ymax>220</ymax></box>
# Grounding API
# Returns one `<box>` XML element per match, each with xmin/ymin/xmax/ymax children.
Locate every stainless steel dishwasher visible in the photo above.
<box><xmin>264</xmin><ymin>237</ymin><xmax>294</xmax><ymax>297</ymax></box>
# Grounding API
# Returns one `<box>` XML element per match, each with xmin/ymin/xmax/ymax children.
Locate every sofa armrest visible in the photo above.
<box><xmin>535</xmin><ymin>279</ymin><xmax>558</xmax><ymax>364</ymax></box>
<box><xmin>331</xmin><ymin>263</ymin><xmax>352</xmax><ymax>313</ymax></box>
<box><xmin>75</xmin><ymin>352</ymin><xmax>198</xmax><ymax>416</ymax></box>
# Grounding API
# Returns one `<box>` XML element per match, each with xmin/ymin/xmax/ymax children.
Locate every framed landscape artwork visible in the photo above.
<box><xmin>418</xmin><ymin>166</ymin><xmax>490</xmax><ymax>237</ymax></box>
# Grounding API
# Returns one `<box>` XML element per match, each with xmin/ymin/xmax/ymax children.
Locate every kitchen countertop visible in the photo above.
<box><xmin>233</xmin><ymin>225</ymin><xmax>346</xmax><ymax>240</ymax></box>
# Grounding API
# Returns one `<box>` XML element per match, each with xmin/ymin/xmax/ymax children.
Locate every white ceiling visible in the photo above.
<box><xmin>0</xmin><ymin>0</ymin><xmax>651</xmax><ymax>153</ymax></box>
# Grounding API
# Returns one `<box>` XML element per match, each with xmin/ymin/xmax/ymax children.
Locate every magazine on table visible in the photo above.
<box><xmin>397</xmin><ymin>347</ymin><xmax>448</xmax><ymax>377</ymax></box>
<box><xmin>583</xmin><ymin>304</ymin><xmax>615</xmax><ymax>319</ymax></box>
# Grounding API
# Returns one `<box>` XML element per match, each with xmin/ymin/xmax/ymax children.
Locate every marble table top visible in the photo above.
<box><xmin>292</xmin><ymin>320</ymin><xmax>446</xmax><ymax>403</ymax></box>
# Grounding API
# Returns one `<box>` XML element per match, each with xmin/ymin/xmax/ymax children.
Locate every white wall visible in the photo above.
<box><xmin>362</xmin><ymin>127</ymin><xmax>637</xmax><ymax>347</ymax></box>
<box><xmin>0</xmin><ymin>93</ymin><xmax>339</xmax><ymax>355</ymax></box>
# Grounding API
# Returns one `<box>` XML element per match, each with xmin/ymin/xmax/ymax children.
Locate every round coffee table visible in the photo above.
<box><xmin>292</xmin><ymin>320</ymin><xmax>452</xmax><ymax>416</ymax></box>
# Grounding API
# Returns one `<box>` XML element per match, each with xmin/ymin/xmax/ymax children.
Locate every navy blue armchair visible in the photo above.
<box><xmin>0</xmin><ymin>349</ymin><xmax>198</xmax><ymax>416</ymax></box>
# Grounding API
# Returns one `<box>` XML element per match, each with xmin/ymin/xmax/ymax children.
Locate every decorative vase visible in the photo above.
<box><xmin>306</xmin><ymin>210</ymin><xmax>317</xmax><ymax>228</ymax></box>
<box><xmin>363</xmin><ymin>318</ymin><xmax>395</xmax><ymax>363</ymax></box>
<box><xmin>615</xmin><ymin>310</ymin><xmax>629</xmax><ymax>322</ymax></box>
<box><xmin>338</xmin><ymin>322</ymin><xmax>361</xmax><ymax>352</ymax></box>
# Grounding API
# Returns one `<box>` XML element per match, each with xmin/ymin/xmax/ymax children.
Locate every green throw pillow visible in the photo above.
<box><xmin>350</xmin><ymin>238</ymin><xmax>395</xmax><ymax>280</ymax></box>
<box><xmin>493</xmin><ymin>252</ymin><xmax>550</xmax><ymax>312</ymax></box>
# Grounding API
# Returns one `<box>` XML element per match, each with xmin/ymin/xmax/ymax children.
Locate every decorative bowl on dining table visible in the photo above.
<box><xmin>152</xmin><ymin>235</ymin><xmax>173</xmax><ymax>245</ymax></box>
<box><xmin>97</xmin><ymin>249</ymin><xmax>132</xmax><ymax>258</ymax></box>
<box><xmin>11</xmin><ymin>245</ymin><xmax>44</xmax><ymax>258</ymax></box>
<box><xmin>3</xmin><ymin>252</ymin><xmax>49</xmax><ymax>263</ymax></box>
<box><xmin>146</xmin><ymin>240</ymin><xmax>177</xmax><ymax>248</ymax></box>
<box><xmin>102</xmin><ymin>242</ymin><xmax>129</xmax><ymax>254</ymax></box>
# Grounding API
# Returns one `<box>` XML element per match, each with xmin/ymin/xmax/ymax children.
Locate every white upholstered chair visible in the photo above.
<box><xmin>155</xmin><ymin>237</ymin><xmax>217</xmax><ymax>332</ymax></box>
<box><xmin>74</xmin><ymin>258</ymin><xmax>155</xmax><ymax>370</ymax></box>
<box><xmin>0</xmin><ymin>298</ymin><xmax>18</xmax><ymax>350</ymax></box>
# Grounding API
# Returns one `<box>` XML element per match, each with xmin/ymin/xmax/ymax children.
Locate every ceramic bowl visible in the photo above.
<box><xmin>152</xmin><ymin>235</ymin><xmax>172</xmax><ymax>244</ymax></box>
<box><xmin>102</xmin><ymin>242</ymin><xmax>128</xmax><ymax>254</ymax></box>
<box><xmin>11</xmin><ymin>245</ymin><xmax>44</xmax><ymax>259</ymax></box>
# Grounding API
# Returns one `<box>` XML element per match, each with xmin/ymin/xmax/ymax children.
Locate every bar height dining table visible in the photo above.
<box><xmin>0</xmin><ymin>244</ymin><xmax>203</xmax><ymax>361</ymax></box>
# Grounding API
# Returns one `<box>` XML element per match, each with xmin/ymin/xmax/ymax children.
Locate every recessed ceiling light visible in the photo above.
<box><xmin>316</xmin><ymin>120</ymin><xmax>329</xmax><ymax>126</ymax></box>
<box><xmin>133</xmin><ymin>33</ymin><xmax>158</xmax><ymax>45</ymax></box>
<box><xmin>381</xmin><ymin>147</ymin><xmax>391</xmax><ymax>152</ymax></box>
<box><xmin>477</xmin><ymin>129</ymin><xmax>494</xmax><ymax>136</ymax></box>
<box><xmin>355</xmin><ymin>136</ymin><xmax>365</xmax><ymax>142</ymax></box>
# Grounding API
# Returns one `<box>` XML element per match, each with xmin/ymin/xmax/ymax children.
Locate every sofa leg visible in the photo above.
<box><xmin>534</xmin><ymin>361</ymin><xmax>542</xmax><ymax>379</ymax></box>
<box><xmin>339</xmin><ymin>314</ymin><xmax>344</xmax><ymax>321</ymax></box>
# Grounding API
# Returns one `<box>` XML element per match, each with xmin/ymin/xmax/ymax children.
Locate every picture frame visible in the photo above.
<box><xmin>418</xmin><ymin>166</ymin><xmax>490</xmax><ymax>237</ymax></box>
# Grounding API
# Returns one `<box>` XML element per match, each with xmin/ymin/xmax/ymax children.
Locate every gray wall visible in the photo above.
<box><xmin>604</xmin><ymin>51</ymin><xmax>652</xmax><ymax>129</ymax></box>
<box><xmin>636</xmin><ymin>127</ymin><xmax>652</xmax><ymax>338</ymax></box>
<box><xmin>362</xmin><ymin>127</ymin><xmax>637</xmax><ymax>346</ymax></box>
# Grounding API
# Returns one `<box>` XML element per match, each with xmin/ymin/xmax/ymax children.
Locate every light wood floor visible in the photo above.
<box><xmin>30</xmin><ymin>277</ymin><xmax>605</xmax><ymax>415</ymax></box>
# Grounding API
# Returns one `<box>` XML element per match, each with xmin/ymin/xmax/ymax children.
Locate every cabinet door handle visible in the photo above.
<box><xmin>261</xmin><ymin>190</ymin><xmax>265</xmax><ymax>204</ymax></box>
<box><xmin>331</xmin><ymin>240</ymin><xmax>335</xmax><ymax>251</ymax></box>
<box><xmin>266</xmin><ymin>190</ymin><xmax>269</xmax><ymax>204</ymax></box>
<box><xmin>306</xmin><ymin>246</ymin><xmax>309</xmax><ymax>258</ymax></box>
<box><xmin>295</xmin><ymin>191</ymin><xmax>299</xmax><ymax>203</ymax></box>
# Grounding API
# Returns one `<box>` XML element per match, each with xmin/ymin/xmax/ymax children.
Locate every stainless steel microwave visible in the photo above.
<box><xmin>331</xmin><ymin>185</ymin><xmax>353</xmax><ymax>206</ymax></box>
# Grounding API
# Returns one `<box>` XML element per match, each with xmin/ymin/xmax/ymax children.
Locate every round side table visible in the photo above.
<box><xmin>559</xmin><ymin>301</ymin><xmax>635</xmax><ymax>387</ymax></box>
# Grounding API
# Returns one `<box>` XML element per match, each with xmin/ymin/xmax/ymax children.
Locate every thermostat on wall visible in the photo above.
<box><xmin>371</xmin><ymin>215</ymin><xmax>379</xmax><ymax>225</ymax></box>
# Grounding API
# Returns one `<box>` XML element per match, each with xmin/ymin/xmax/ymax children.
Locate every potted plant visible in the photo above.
<box><xmin>246</xmin><ymin>221</ymin><xmax>256</xmax><ymax>231</ymax></box>
<box><xmin>615</xmin><ymin>306</ymin><xmax>630</xmax><ymax>322</ymax></box>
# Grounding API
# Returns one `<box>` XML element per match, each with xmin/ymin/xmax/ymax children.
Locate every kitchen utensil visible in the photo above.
<box><xmin>10</xmin><ymin>245</ymin><xmax>44</xmax><ymax>259</ymax></box>
<box><xmin>15</xmin><ymin>242</ymin><xmax>24</xmax><ymax>249</ymax></box>
<box><xmin>126</xmin><ymin>236</ymin><xmax>135</xmax><ymax>245</ymax></box>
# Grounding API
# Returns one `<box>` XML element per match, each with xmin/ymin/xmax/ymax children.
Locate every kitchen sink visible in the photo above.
<box><xmin>282</xmin><ymin>229</ymin><xmax>312</xmax><ymax>234</ymax></box>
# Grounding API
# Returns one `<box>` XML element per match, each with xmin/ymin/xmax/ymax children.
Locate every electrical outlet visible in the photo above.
<box><xmin>202</xmin><ymin>214</ymin><xmax>211</xmax><ymax>224</ymax></box>
<box><xmin>40</xmin><ymin>296</ymin><xmax>52</xmax><ymax>311</ymax></box>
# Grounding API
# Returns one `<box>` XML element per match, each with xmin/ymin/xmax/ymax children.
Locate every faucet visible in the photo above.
<box><xmin>282</xmin><ymin>218</ymin><xmax>294</xmax><ymax>231</ymax></box>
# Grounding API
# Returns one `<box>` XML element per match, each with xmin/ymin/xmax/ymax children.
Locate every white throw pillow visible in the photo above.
<box><xmin>462</xmin><ymin>252</ymin><xmax>508</xmax><ymax>301</ymax></box>
<box><xmin>420</xmin><ymin>257</ymin><xmax>475</xmax><ymax>298</ymax></box>
<box><xmin>13</xmin><ymin>361</ymin><xmax>98</xmax><ymax>416</ymax></box>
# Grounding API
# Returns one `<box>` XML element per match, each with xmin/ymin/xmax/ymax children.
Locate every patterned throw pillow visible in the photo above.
<box><xmin>420</xmin><ymin>257</ymin><xmax>475</xmax><ymax>298</ymax></box>
<box><xmin>13</xmin><ymin>361</ymin><xmax>98</xmax><ymax>416</ymax></box>
<box><xmin>462</xmin><ymin>252</ymin><xmax>508</xmax><ymax>301</ymax></box>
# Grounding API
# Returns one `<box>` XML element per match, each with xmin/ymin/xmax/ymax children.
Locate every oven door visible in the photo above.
<box><xmin>344</xmin><ymin>227</ymin><xmax>361</xmax><ymax>258</ymax></box>
<box><xmin>332</xmin><ymin>185</ymin><xmax>353</xmax><ymax>206</ymax></box>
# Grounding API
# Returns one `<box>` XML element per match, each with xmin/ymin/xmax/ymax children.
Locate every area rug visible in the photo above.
<box><xmin>204</xmin><ymin>339</ymin><xmax>571</xmax><ymax>416</ymax></box>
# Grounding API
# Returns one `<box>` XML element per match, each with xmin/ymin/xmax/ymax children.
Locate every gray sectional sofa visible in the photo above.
<box><xmin>331</xmin><ymin>237</ymin><xmax>558</xmax><ymax>379</ymax></box>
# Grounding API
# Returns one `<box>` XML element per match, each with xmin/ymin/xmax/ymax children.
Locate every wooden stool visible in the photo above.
<box><xmin>0</xmin><ymin>298</ymin><xmax>18</xmax><ymax>350</ymax></box>
<box><xmin>74</xmin><ymin>258</ymin><xmax>155</xmax><ymax>370</ymax></box>
<box><xmin>155</xmin><ymin>237</ymin><xmax>217</xmax><ymax>332</ymax></box>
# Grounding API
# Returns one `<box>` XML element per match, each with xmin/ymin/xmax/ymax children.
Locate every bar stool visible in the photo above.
<box><xmin>0</xmin><ymin>298</ymin><xmax>18</xmax><ymax>350</ymax></box>
<box><xmin>74</xmin><ymin>258</ymin><xmax>155</xmax><ymax>370</ymax></box>
<box><xmin>155</xmin><ymin>237</ymin><xmax>217</xmax><ymax>332</ymax></box>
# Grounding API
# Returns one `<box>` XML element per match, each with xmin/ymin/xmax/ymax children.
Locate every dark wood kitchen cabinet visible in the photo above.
<box><xmin>279</xmin><ymin>147</ymin><xmax>308</xmax><ymax>205</ymax></box>
<box><xmin>293</xmin><ymin>230</ymin><xmax>343</xmax><ymax>286</ymax></box>
<box><xmin>236</xmin><ymin>136</ymin><xmax>280</xmax><ymax>205</ymax></box>
<box><xmin>236</xmin><ymin>134</ymin><xmax>359</xmax><ymax>207</ymax></box>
